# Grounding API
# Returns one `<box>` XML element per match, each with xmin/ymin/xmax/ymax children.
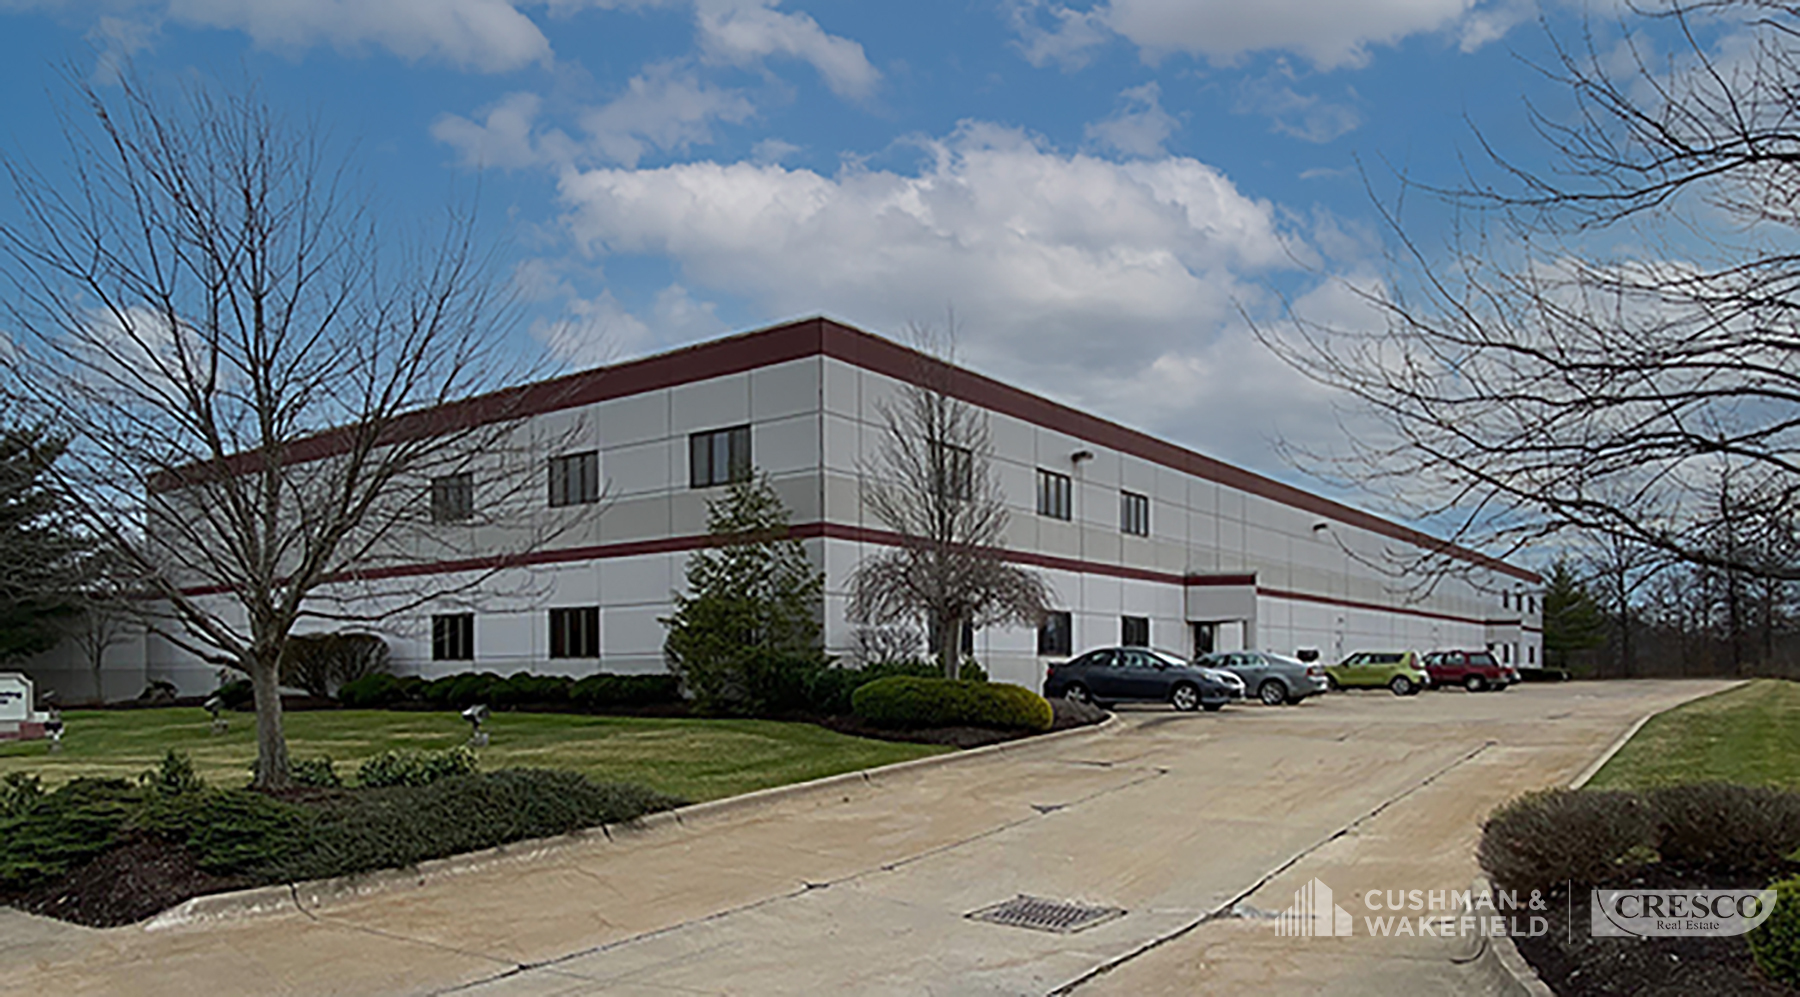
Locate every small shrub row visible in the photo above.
<box><xmin>1479</xmin><ymin>783</ymin><xmax>1800</xmax><ymax>894</ymax></box>
<box><xmin>1749</xmin><ymin>875</ymin><xmax>1800</xmax><ymax>988</ymax></box>
<box><xmin>336</xmin><ymin>670</ymin><xmax>682</xmax><ymax>712</ymax></box>
<box><xmin>850</xmin><ymin>676</ymin><xmax>1052</xmax><ymax>732</ymax></box>
<box><xmin>356</xmin><ymin>746</ymin><xmax>479</xmax><ymax>788</ymax></box>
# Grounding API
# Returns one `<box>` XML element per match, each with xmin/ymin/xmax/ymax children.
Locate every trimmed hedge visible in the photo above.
<box><xmin>356</xmin><ymin>746</ymin><xmax>479</xmax><ymax>788</ymax></box>
<box><xmin>851</xmin><ymin>676</ymin><xmax>1053</xmax><ymax>732</ymax></box>
<box><xmin>0</xmin><ymin>778</ymin><xmax>140</xmax><ymax>888</ymax></box>
<box><xmin>1480</xmin><ymin>784</ymin><xmax>1800</xmax><ymax>894</ymax></box>
<box><xmin>339</xmin><ymin>670</ymin><xmax>683</xmax><ymax>713</ymax></box>
<box><xmin>1750</xmin><ymin>875</ymin><xmax>1800</xmax><ymax>987</ymax></box>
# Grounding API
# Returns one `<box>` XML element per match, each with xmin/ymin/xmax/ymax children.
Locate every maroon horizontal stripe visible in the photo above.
<box><xmin>156</xmin><ymin>315</ymin><xmax>1538</xmax><ymax>583</ymax></box>
<box><xmin>176</xmin><ymin>520</ymin><xmax>1512</xmax><ymax>628</ymax></box>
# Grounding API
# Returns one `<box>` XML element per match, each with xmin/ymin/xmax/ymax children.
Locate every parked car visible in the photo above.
<box><xmin>1196</xmin><ymin>650</ymin><xmax>1329</xmax><ymax>706</ymax></box>
<box><xmin>1326</xmin><ymin>650</ymin><xmax>1431</xmax><ymax>696</ymax></box>
<box><xmin>1044</xmin><ymin>647</ymin><xmax>1246</xmax><ymax>712</ymax></box>
<box><xmin>1422</xmin><ymin>650</ymin><xmax>1518</xmax><ymax>692</ymax></box>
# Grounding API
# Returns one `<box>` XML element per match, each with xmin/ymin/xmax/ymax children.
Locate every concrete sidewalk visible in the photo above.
<box><xmin>0</xmin><ymin>679</ymin><xmax>1731</xmax><ymax>996</ymax></box>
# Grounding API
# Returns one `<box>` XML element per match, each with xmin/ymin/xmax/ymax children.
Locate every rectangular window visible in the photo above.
<box><xmin>431</xmin><ymin>613</ymin><xmax>474</xmax><ymax>661</ymax></box>
<box><xmin>1121</xmin><ymin>490</ymin><xmax>1149</xmax><ymax>536</ymax></box>
<box><xmin>549</xmin><ymin>607</ymin><xmax>600</xmax><ymax>659</ymax></box>
<box><xmin>931</xmin><ymin>442</ymin><xmax>973</xmax><ymax>502</ymax></box>
<box><xmin>1121</xmin><ymin>615</ymin><xmax>1149</xmax><ymax>647</ymax></box>
<box><xmin>549</xmin><ymin>451</ymin><xmax>600</xmax><ymax>507</ymax></box>
<box><xmin>1037</xmin><ymin>611</ymin><xmax>1072</xmax><ymax>656</ymax></box>
<box><xmin>1037</xmin><ymin>469</ymin><xmax>1072</xmax><ymax>520</ymax></box>
<box><xmin>1529</xmin><ymin>645</ymin><xmax>1536</xmax><ymax>665</ymax></box>
<box><xmin>689</xmin><ymin>425</ymin><xmax>752</xmax><ymax>488</ymax></box>
<box><xmin>430</xmin><ymin>473</ymin><xmax>474</xmax><ymax>523</ymax></box>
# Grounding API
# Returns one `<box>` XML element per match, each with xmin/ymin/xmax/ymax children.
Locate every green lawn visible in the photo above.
<box><xmin>1586</xmin><ymin>679</ymin><xmax>1800</xmax><ymax>790</ymax></box>
<box><xmin>0</xmin><ymin>709</ymin><xmax>949</xmax><ymax>802</ymax></box>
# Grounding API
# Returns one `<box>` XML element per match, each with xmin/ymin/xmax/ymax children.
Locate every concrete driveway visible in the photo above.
<box><xmin>0</xmin><ymin>679</ymin><xmax>1733</xmax><ymax>996</ymax></box>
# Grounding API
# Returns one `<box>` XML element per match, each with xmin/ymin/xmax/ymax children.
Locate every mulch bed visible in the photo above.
<box><xmin>1</xmin><ymin>835</ymin><xmax>253</xmax><ymax>928</ymax></box>
<box><xmin>1515</xmin><ymin>864</ymin><xmax>1798</xmax><ymax>996</ymax></box>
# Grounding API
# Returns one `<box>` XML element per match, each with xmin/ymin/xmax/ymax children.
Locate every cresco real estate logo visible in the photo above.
<box><xmin>1591</xmin><ymin>889</ymin><xmax>1778</xmax><ymax>937</ymax></box>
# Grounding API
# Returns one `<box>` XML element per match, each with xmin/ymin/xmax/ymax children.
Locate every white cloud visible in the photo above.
<box><xmin>433</xmin><ymin>92</ymin><xmax>574</xmax><ymax>170</ymax></box>
<box><xmin>533</xmin><ymin>284</ymin><xmax>724</xmax><ymax>364</ymax></box>
<box><xmin>165</xmin><ymin>0</ymin><xmax>552</xmax><ymax>72</ymax></box>
<box><xmin>1234</xmin><ymin>67</ymin><xmax>1363</xmax><ymax>143</ymax></box>
<box><xmin>1085</xmin><ymin>82</ymin><xmax>1179</xmax><ymax>157</ymax></box>
<box><xmin>553</xmin><ymin>121</ymin><xmax>1362</xmax><ymax>467</ymax></box>
<box><xmin>694</xmin><ymin>0</ymin><xmax>879</xmax><ymax>99</ymax></box>
<box><xmin>579</xmin><ymin>61</ymin><xmax>754</xmax><ymax>167</ymax></box>
<box><xmin>1017</xmin><ymin>0</ymin><xmax>1525</xmax><ymax>71</ymax></box>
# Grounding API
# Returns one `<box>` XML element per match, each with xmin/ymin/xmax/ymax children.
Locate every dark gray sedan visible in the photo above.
<box><xmin>1197</xmin><ymin>651</ymin><xmax>1330</xmax><ymax>706</ymax></box>
<box><xmin>1043</xmin><ymin>647</ymin><xmax>1246</xmax><ymax>711</ymax></box>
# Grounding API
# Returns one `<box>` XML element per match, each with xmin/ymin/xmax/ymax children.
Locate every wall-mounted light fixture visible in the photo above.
<box><xmin>1071</xmin><ymin>449</ymin><xmax>1094</xmax><ymax>464</ymax></box>
<box><xmin>1312</xmin><ymin>522</ymin><xmax>1330</xmax><ymax>533</ymax></box>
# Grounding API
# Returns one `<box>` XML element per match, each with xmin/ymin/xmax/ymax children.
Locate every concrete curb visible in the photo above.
<box><xmin>141</xmin><ymin>713</ymin><xmax>1120</xmax><ymax>931</ymax></box>
<box><xmin>1461</xmin><ymin>877</ymin><xmax>1556</xmax><ymax>997</ymax></box>
<box><xmin>1479</xmin><ymin>679</ymin><xmax>1750</xmax><ymax>994</ymax></box>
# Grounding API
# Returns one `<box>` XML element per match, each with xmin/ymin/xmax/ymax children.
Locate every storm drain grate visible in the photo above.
<box><xmin>966</xmin><ymin>895</ymin><xmax>1125</xmax><ymax>934</ymax></box>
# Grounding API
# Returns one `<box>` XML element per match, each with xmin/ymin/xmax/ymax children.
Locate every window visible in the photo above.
<box><xmin>1192</xmin><ymin>621</ymin><xmax>1215</xmax><ymax>656</ymax></box>
<box><xmin>1121</xmin><ymin>615</ymin><xmax>1149</xmax><ymax>647</ymax></box>
<box><xmin>1529</xmin><ymin>645</ymin><xmax>1536</xmax><ymax>665</ymax></box>
<box><xmin>931</xmin><ymin>442</ymin><xmax>973</xmax><ymax>501</ymax></box>
<box><xmin>431</xmin><ymin>613</ymin><xmax>474</xmax><ymax>661</ymax></box>
<box><xmin>1038</xmin><ymin>611</ymin><xmax>1072</xmax><ymax>656</ymax></box>
<box><xmin>549</xmin><ymin>607</ymin><xmax>600</xmax><ymax>659</ymax></box>
<box><xmin>1037</xmin><ymin>469</ymin><xmax>1072</xmax><ymax>520</ymax></box>
<box><xmin>549</xmin><ymin>451</ymin><xmax>600</xmax><ymax>507</ymax></box>
<box><xmin>431</xmin><ymin>473</ymin><xmax>474</xmax><ymax>523</ymax></box>
<box><xmin>689</xmin><ymin>426</ymin><xmax>752</xmax><ymax>488</ymax></box>
<box><xmin>1121</xmin><ymin>490</ymin><xmax>1149</xmax><ymax>536</ymax></box>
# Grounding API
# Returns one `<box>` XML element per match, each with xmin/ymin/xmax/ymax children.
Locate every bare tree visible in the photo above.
<box><xmin>1261</xmin><ymin>1</ymin><xmax>1800</xmax><ymax>582</ymax></box>
<box><xmin>1</xmin><ymin>72</ymin><xmax>574</xmax><ymax>787</ymax></box>
<box><xmin>847</xmin><ymin>339</ymin><xmax>1052</xmax><ymax>679</ymax></box>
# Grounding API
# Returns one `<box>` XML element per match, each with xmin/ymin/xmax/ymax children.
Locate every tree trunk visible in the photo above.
<box><xmin>249</xmin><ymin>649</ymin><xmax>291</xmax><ymax>789</ymax></box>
<box><xmin>937</xmin><ymin>613</ymin><xmax>960</xmax><ymax>681</ymax></box>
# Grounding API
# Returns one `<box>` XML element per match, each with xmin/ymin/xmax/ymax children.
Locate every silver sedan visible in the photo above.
<box><xmin>1196</xmin><ymin>651</ymin><xmax>1331</xmax><ymax>706</ymax></box>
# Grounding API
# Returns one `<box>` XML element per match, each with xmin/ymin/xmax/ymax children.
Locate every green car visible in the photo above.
<box><xmin>1327</xmin><ymin>650</ymin><xmax>1430</xmax><ymax>696</ymax></box>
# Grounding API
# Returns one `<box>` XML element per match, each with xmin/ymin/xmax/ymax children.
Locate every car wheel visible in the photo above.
<box><xmin>1201</xmin><ymin>701</ymin><xmax>1224</xmax><ymax>712</ymax></box>
<box><xmin>1389</xmin><ymin>675</ymin><xmax>1413</xmax><ymax>696</ymax></box>
<box><xmin>1171</xmin><ymin>683</ymin><xmax>1201</xmax><ymax>712</ymax></box>
<box><xmin>1064</xmin><ymin>683</ymin><xmax>1092</xmax><ymax>705</ymax></box>
<box><xmin>1463</xmin><ymin>675</ymin><xmax>1486</xmax><ymax>693</ymax></box>
<box><xmin>1258</xmin><ymin>680</ymin><xmax>1288</xmax><ymax>706</ymax></box>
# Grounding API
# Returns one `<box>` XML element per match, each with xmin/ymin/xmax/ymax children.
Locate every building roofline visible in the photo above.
<box><xmin>155</xmin><ymin>314</ymin><xmax>1541</xmax><ymax>584</ymax></box>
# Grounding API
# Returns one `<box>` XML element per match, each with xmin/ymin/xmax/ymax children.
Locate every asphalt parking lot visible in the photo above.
<box><xmin>0</xmin><ymin>679</ymin><xmax>1737</xmax><ymax>996</ymax></box>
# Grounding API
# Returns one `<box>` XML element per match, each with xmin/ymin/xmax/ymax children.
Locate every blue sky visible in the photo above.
<box><xmin>0</xmin><ymin>0</ymin><xmax>1654</xmax><ymax>502</ymax></box>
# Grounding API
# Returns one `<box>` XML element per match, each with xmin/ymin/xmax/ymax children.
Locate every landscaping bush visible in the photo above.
<box><xmin>492</xmin><ymin>672</ymin><xmax>572</xmax><ymax>708</ymax></box>
<box><xmin>1515</xmin><ymin>667</ymin><xmax>1570</xmax><ymax>683</ymax></box>
<box><xmin>141</xmin><ymin>749</ymin><xmax>205</xmax><ymax>796</ymax></box>
<box><xmin>356</xmin><ymin>746</ymin><xmax>480</xmax><ymax>788</ymax></box>
<box><xmin>0</xmin><ymin>773</ymin><xmax>45</xmax><ymax>819</ymax></box>
<box><xmin>290</xmin><ymin>756</ymin><xmax>343</xmax><ymax>789</ymax></box>
<box><xmin>851</xmin><ymin>677</ymin><xmax>1053</xmax><ymax>732</ymax></box>
<box><xmin>1478</xmin><ymin>788</ymin><xmax>1659</xmax><ymax>894</ymax></box>
<box><xmin>131</xmin><ymin>789</ymin><xmax>316</xmax><ymax>875</ymax></box>
<box><xmin>214</xmin><ymin>678</ymin><xmax>254</xmax><ymax>710</ymax></box>
<box><xmin>1647</xmin><ymin>782</ymin><xmax>1800</xmax><ymax>873</ymax></box>
<box><xmin>271</xmin><ymin>769</ymin><xmax>682</xmax><ymax>883</ymax></box>
<box><xmin>337</xmin><ymin>673</ymin><xmax>412</xmax><ymax>709</ymax></box>
<box><xmin>0</xmin><ymin>779</ymin><xmax>140</xmax><ymax>889</ymax></box>
<box><xmin>1750</xmin><ymin>875</ymin><xmax>1800</xmax><ymax>988</ymax></box>
<box><xmin>280</xmin><ymin>632</ymin><xmax>391</xmax><ymax>699</ymax></box>
<box><xmin>569</xmin><ymin>673</ymin><xmax>682</xmax><ymax>710</ymax></box>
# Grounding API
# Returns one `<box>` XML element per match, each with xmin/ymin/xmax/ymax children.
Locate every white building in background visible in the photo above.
<box><xmin>22</xmin><ymin>317</ymin><xmax>1542</xmax><ymax>699</ymax></box>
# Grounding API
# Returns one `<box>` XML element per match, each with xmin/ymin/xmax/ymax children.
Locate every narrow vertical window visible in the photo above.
<box><xmin>1037</xmin><ymin>469</ymin><xmax>1071</xmax><ymax>520</ymax></box>
<box><xmin>1121</xmin><ymin>490</ymin><xmax>1149</xmax><ymax>536</ymax></box>
<box><xmin>931</xmin><ymin>442</ymin><xmax>973</xmax><ymax>501</ymax></box>
<box><xmin>1037</xmin><ymin>611</ymin><xmax>1072</xmax><ymax>656</ymax></box>
<box><xmin>549</xmin><ymin>451</ymin><xmax>600</xmax><ymax>506</ymax></box>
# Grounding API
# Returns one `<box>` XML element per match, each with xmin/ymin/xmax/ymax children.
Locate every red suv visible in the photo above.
<box><xmin>1422</xmin><ymin>650</ymin><xmax>1519</xmax><ymax>692</ymax></box>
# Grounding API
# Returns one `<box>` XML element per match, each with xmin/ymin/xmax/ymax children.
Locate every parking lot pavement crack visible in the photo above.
<box><xmin>1047</xmin><ymin>739</ymin><xmax>1499</xmax><ymax>996</ymax></box>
